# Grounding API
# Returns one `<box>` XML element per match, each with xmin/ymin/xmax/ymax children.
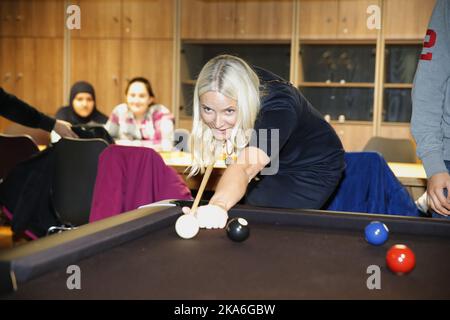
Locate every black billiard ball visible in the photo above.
<box><xmin>226</xmin><ymin>217</ymin><xmax>250</xmax><ymax>242</ymax></box>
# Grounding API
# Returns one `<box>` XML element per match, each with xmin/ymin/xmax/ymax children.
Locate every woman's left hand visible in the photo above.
<box><xmin>182</xmin><ymin>204</ymin><xmax>228</xmax><ymax>229</ymax></box>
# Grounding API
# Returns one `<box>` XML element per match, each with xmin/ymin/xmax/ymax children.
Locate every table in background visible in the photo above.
<box><xmin>161</xmin><ymin>152</ymin><xmax>427</xmax><ymax>198</ymax></box>
<box><xmin>388</xmin><ymin>162</ymin><xmax>427</xmax><ymax>200</ymax></box>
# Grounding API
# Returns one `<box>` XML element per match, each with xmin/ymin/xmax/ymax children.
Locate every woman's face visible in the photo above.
<box><xmin>72</xmin><ymin>92</ymin><xmax>95</xmax><ymax>118</ymax></box>
<box><xmin>199</xmin><ymin>91</ymin><xmax>238</xmax><ymax>141</ymax></box>
<box><xmin>126</xmin><ymin>82</ymin><xmax>153</xmax><ymax>118</ymax></box>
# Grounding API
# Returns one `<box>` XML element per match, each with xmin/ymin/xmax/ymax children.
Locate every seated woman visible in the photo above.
<box><xmin>52</xmin><ymin>81</ymin><xmax>108</xmax><ymax>142</ymax></box>
<box><xmin>105</xmin><ymin>77</ymin><xmax>174</xmax><ymax>151</ymax></box>
<box><xmin>183</xmin><ymin>55</ymin><xmax>345</xmax><ymax>229</ymax></box>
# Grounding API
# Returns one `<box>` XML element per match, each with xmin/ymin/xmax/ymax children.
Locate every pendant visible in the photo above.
<box><xmin>225</xmin><ymin>156</ymin><xmax>233</xmax><ymax>166</ymax></box>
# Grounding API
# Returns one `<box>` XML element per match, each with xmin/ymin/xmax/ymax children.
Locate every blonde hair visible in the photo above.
<box><xmin>189</xmin><ymin>54</ymin><xmax>261</xmax><ymax>177</ymax></box>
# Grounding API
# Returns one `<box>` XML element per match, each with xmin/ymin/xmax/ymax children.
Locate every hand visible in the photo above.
<box><xmin>427</xmin><ymin>172</ymin><xmax>450</xmax><ymax>216</ymax></box>
<box><xmin>53</xmin><ymin>120</ymin><xmax>78</xmax><ymax>139</ymax></box>
<box><xmin>182</xmin><ymin>204</ymin><xmax>228</xmax><ymax>229</ymax></box>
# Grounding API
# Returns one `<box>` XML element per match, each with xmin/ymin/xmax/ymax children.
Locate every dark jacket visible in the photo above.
<box><xmin>0</xmin><ymin>146</ymin><xmax>59</xmax><ymax>237</ymax></box>
<box><xmin>0</xmin><ymin>87</ymin><xmax>55</xmax><ymax>132</ymax></box>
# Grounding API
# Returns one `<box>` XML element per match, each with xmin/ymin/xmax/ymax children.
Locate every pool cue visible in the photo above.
<box><xmin>190</xmin><ymin>164</ymin><xmax>214</xmax><ymax>214</ymax></box>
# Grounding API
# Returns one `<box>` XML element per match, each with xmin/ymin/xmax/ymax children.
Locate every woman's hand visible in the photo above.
<box><xmin>182</xmin><ymin>204</ymin><xmax>228</xmax><ymax>229</ymax></box>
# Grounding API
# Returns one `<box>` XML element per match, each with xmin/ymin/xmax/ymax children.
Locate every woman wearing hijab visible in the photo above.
<box><xmin>52</xmin><ymin>81</ymin><xmax>108</xmax><ymax>142</ymax></box>
<box><xmin>55</xmin><ymin>81</ymin><xmax>108</xmax><ymax>125</ymax></box>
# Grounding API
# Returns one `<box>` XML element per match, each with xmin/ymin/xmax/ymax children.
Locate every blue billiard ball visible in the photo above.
<box><xmin>365</xmin><ymin>221</ymin><xmax>389</xmax><ymax>246</ymax></box>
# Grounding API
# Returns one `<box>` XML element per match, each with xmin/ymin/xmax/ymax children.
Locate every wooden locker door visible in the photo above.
<box><xmin>299</xmin><ymin>0</ymin><xmax>338</xmax><ymax>39</ymax></box>
<box><xmin>0</xmin><ymin>37</ymin><xmax>16</xmax><ymax>132</ymax></box>
<box><xmin>0</xmin><ymin>0</ymin><xmax>16</xmax><ymax>37</ymax></box>
<box><xmin>70</xmin><ymin>0</ymin><xmax>122</xmax><ymax>38</ymax></box>
<box><xmin>15</xmin><ymin>38</ymin><xmax>63</xmax><ymax>115</ymax></box>
<box><xmin>122</xmin><ymin>0</ymin><xmax>173</xmax><ymax>39</ymax></box>
<box><xmin>0</xmin><ymin>38</ymin><xmax>16</xmax><ymax>94</ymax></box>
<box><xmin>122</xmin><ymin>39</ymin><xmax>173</xmax><ymax>112</ymax></box>
<box><xmin>71</xmin><ymin>39</ymin><xmax>122</xmax><ymax>116</ymax></box>
<box><xmin>235</xmin><ymin>0</ymin><xmax>293</xmax><ymax>40</ymax></box>
<box><xmin>384</xmin><ymin>0</ymin><xmax>436</xmax><ymax>40</ymax></box>
<box><xmin>181</xmin><ymin>0</ymin><xmax>236</xmax><ymax>40</ymax></box>
<box><xmin>337</xmin><ymin>0</ymin><xmax>380</xmax><ymax>40</ymax></box>
<box><xmin>332</xmin><ymin>122</ymin><xmax>373</xmax><ymax>151</ymax></box>
<box><xmin>33</xmin><ymin>38</ymin><xmax>64</xmax><ymax>115</ymax></box>
<box><xmin>28</xmin><ymin>0</ymin><xmax>64</xmax><ymax>38</ymax></box>
<box><xmin>14</xmin><ymin>38</ymin><xmax>37</xmax><ymax>106</ymax></box>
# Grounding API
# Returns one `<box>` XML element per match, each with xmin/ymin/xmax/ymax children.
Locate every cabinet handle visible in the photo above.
<box><xmin>16</xmin><ymin>73</ymin><xmax>23</xmax><ymax>80</ymax></box>
<box><xmin>342</xmin><ymin>17</ymin><xmax>347</xmax><ymax>23</ymax></box>
<box><xmin>16</xmin><ymin>15</ymin><xmax>23</xmax><ymax>21</ymax></box>
<box><xmin>113</xmin><ymin>16</ymin><xmax>119</xmax><ymax>23</ymax></box>
<box><xmin>126</xmin><ymin>16</ymin><xmax>132</xmax><ymax>23</ymax></box>
<box><xmin>3</xmin><ymin>72</ymin><xmax>11</xmax><ymax>81</ymax></box>
<box><xmin>4</xmin><ymin>15</ymin><xmax>12</xmax><ymax>22</ymax></box>
<box><xmin>326</xmin><ymin>17</ymin><xmax>332</xmax><ymax>23</ymax></box>
<box><xmin>112</xmin><ymin>76</ymin><xmax>118</xmax><ymax>84</ymax></box>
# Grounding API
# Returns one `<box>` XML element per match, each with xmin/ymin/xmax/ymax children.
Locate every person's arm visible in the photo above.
<box><xmin>410</xmin><ymin>0</ymin><xmax>450</xmax><ymax>215</ymax></box>
<box><xmin>105</xmin><ymin>111</ymin><xmax>120</xmax><ymax>139</ymax></box>
<box><xmin>0</xmin><ymin>87</ymin><xmax>55</xmax><ymax>131</ymax></box>
<box><xmin>1</xmin><ymin>87</ymin><xmax>77</xmax><ymax>139</ymax></box>
<box><xmin>209</xmin><ymin>146</ymin><xmax>270</xmax><ymax>211</ymax></box>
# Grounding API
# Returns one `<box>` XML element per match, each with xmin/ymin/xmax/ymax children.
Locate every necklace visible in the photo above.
<box><xmin>223</xmin><ymin>139</ymin><xmax>236</xmax><ymax>166</ymax></box>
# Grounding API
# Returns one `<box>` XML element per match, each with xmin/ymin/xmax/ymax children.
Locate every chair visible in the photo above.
<box><xmin>363</xmin><ymin>136</ymin><xmax>417</xmax><ymax>163</ymax></box>
<box><xmin>0</xmin><ymin>134</ymin><xmax>39</xmax><ymax>182</ymax></box>
<box><xmin>325</xmin><ymin>152</ymin><xmax>420</xmax><ymax>216</ymax></box>
<box><xmin>51</xmin><ymin>138</ymin><xmax>109</xmax><ymax>226</ymax></box>
<box><xmin>4</xmin><ymin>122</ymin><xmax>50</xmax><ymax>146</ymax></box>
<box><xmin>89</xmin><ymin>145</ymin><xmax>192</xmax><ymax>222</ymax></box>
<box><xmin>173</xmin><ymin>128</ymin><xmax>191</xmax><ymax>152</ymax></box>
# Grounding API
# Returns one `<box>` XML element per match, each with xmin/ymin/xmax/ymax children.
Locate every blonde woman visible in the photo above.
<box><xmin>183</xmin><ymin>55</ymin><xmax>345</xmax><ymax>229</ymax></box>
<box><xmin>106</xmin><ymin>77</ymin><xmax>174</xmax><ymax>151</ymax></box>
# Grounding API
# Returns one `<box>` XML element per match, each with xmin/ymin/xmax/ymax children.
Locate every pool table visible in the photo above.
<box><xmin>1</xmin><ymin>202</ymin><xmax>450</xmax><ymax>299</ymax></box>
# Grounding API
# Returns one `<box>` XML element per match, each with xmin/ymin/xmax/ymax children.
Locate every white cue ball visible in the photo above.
<box><xmin>175</xmin><ymin>214</ymin><xmax>200</xmax><ymax>239</ymax></box>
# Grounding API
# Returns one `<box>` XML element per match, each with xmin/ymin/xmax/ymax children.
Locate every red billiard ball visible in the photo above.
<box><xmin>386</xmin><ymin>244</ymin><xmax>416</xmax><ymax>275</ymax></box>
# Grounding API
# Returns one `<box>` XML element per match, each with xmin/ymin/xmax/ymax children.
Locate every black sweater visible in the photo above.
<box><xmin>0</xmin><ymin>87</ymin><xmax>55</xmax><ymax>132</ymax></box>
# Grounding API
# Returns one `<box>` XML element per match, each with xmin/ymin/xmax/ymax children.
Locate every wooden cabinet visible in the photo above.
<box><xmin>122</xmin><ymin>0</ymin><xmax>173</xmax><ymax>39</ymax></box>
<box><xmin>122</xmin><ymin>39</ymin><xmax>173</xmax><ymax>110</ymax></box>
<box><xmin>69</xmin><ymin>2</ymin><xmax>175</xmax><ymax>116</ymax></box>
<box><xmin>332</xmin><ymin>122</ymin><xmax>373</xmax><ymax>151</ymax></box>
<box><xmin>234</xmin><ymin>0</ymin><xmax>292</xmax><ymax>40</ymax></box>
<box><xmin>0</xmin><ymin>1</ymin><xmax>18</xmax><ymax>37</ymax></box>
<box><xmin>0</xmin><ymin>38</ymin><xmax>63</xmax><ymax>115</ymax></box>
<box><xmin>181</xmin><ymin>0</ymin><xmax>292</xmax><ymax>40</ymax></box>
<box><xmin>379</xmin><ymin>123</ymin><xmax>414</xmax><ymax>141</ymax></box>
<box><xmin>384</xmin><ymin>0</ymin><xmax>436</xmax><ymax>40</ymax></box>
<box><xmin>70</xmin><ymin>39</ymin><xmax>122</xmax><ymax>115</ymax></box>
<box><xmin>299</xmin><ymin>0</ymin><xmax>379</xmax><ymax>40</ymax></box>
<box><xmin>0</xmin><ymin>0</ymin><xmax>64</xmax><ymax>37</ymax></box>
<box><xmin>338</xmin><ymin>0</ymin><xmax>379</xmax><ymax>39</ymax></box>
<box><xmin>181</xmin><ymin>0</ymin><xmax>235</xmax><ymax>39</ymax></box>
<box><xmin>0</xmin><ymin>37</ymin><xmax>16</xmax><ymax>93</ymax></box>
<box><xmin>71</xmin><ymin>0</ymin><xmax>122</xmax><ymax>38</ymax></box>
<box><xmin>299</xmin><ymin>0</ymin><xmax>339</xmax><ymax>39</ymax></box>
